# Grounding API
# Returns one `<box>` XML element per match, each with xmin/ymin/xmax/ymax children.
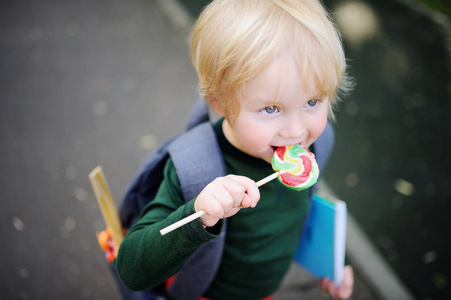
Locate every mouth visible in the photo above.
<box><xmin>271</xmin><ymin>143</ymin><xmax>304</xmax><ymax>150</ymax></box>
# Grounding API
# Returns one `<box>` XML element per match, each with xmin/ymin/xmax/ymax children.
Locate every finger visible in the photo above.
<box><xmin>239</xmin><ymin>176</ymin><xmax>260</xmax><ymax>207</ymax></box>
<box><xmin>196</xmin><ymin>197</ymin><xmax>224</xmax><ymax>227</ymax></box>
<box><xmin>223</xmin><ymin>207</ymin><xmax>240</xmax><ymax>218</ymax></box>
<box><xmin>196</xmin><ymin>181</ymin><xmax>228</xmax><ymax>217</ymax></box>
<box><xmin>318</xmin><ymin>278</ymin><xmax>328</xmax><ymax>291</ymax></box>
<box><xmin>342</xmin><ymin>266</ymin><xmax>354</xmax><ymax>287</ymax></box>
<box><xmin>222</xmin><ymin>176</ymin><xmax>254</xmax><ymax>207</ymax></box>
<box><xmin>318</xmin><ymin>277</ymin><xmax>334</xmax><ymax>295</ymax></box>
<box><xmin>222</xmin><ymin>176</ymin><xmax>247</xmax><ymax>207</ymax></box>
<box><xmin>325</xmin><ymin>280</ymin><xmax>336</xmax><ymax>296</ymax></box>
<box><xmin>226</xmin><ymin>175</ymin><xmax>260</xmax><ymax>207</ymax></box>
<box><xmin>211</xmin><ymin>187</ymin><xmax>234</xmax><ymax>215</ymax></box>
<box><xmin>240</xmin><ymin>193</ymin><xmax>253</xmax><ymax>208</ymax></box>
<box><xmin>336</xmin><ymin>286</ymin><xmax>352</xmax><ymax>299</ymax></box>
<box><xmin>326</xmin><ymin>266</ymin><xmax>354</xmax><ymax>299</ymax></box>
<box><xmin>336</xmin><ymin>266</ymin><xmax>354</xmax><ymax>299</ymax></box>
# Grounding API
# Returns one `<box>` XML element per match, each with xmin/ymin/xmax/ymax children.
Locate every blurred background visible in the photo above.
<box><xmin>1</xmin><ymin>0</ymin><xmax>450</xmax><ymax>299</ymax></box>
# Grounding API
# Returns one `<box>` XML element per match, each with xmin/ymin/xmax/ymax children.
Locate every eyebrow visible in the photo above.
<box><xmin>249</xmin><ymin>97</ymin><xmax>280</xmax><ymax>108</ymax></box>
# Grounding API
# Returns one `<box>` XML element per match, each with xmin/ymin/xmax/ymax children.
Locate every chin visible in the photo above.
<box><xmin>259</xmin><ymin>149</ymin><xmax>275</xmax><ymax>164</ymax></box>
<box><xmin>263</xmin><ymin>158</ymin><xmax>272</xmax><ymax>164</ymax></box>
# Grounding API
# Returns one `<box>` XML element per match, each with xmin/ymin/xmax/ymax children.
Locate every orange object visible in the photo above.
<box><xmin>106</xmin><ymin>251</ymin><xmax>116</xmax><ymax>264</ymax></box>
<box><xmin>96</xmin><ymin>228</ymin><xmax>119</xmax><ymax>263</ymax></box>
<box><xmin>97</xmin><ymin>230</ymin><xmax>110</xmax><ymax>251</ymax></box>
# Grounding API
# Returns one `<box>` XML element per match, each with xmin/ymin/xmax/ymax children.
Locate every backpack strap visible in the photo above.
<box><xmin>167</xmin><ymin>122</ymin><xmax>228</xmax><ymax>300</ymax></box>
<box><xmin>168</xmin><ymin>122</ymin><xmax>226</xmax><ymax>201</ymax></box>
<box><xmin>185</xmin><ymin>97</ymin><xmax>209</xmax><ymax>131</ymax></box>
<box><xmin>118</xmin><ymin>136</ymin><xmax>176</xmax><ymax>229</ymax></box>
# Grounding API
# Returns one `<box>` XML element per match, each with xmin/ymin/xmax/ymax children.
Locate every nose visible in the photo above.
<box><xmin>279</xmin><ymin>113</ymin><xmax>307</xmax><ymax>141</ymax></box>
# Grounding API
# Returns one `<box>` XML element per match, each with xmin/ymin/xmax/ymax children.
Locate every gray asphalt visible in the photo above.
<box><xmin>1</xmin><ymin>1</ymin><xmax>197</xmax><ymax>298</ymax></box>
<box><xmin>0</xmin><ymin>0</ymin><xmax>419</xmax><ymax>299</ymax></box>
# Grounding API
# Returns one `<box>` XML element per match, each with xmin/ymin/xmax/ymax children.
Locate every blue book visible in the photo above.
<box><xmin>294</xmin><ymin>195</ymin><xmax>347</xmax><ymax>286</ymax></box>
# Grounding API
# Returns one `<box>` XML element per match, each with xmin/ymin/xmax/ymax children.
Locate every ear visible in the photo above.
<box><xmin>209</xmin><ymin>97</ymin><xmax>225</xmax><ymax>117</ymax></box>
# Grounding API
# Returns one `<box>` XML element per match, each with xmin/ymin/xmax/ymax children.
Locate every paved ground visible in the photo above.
<box><xmin>1</xmin><ymin>1</ymin><xmax>198</xmax><ymax>298</ymax></box>
<box><xmin>3</xmin><ymin>0</ymin><xmax>448</xmax><ymax>299</ymax></box>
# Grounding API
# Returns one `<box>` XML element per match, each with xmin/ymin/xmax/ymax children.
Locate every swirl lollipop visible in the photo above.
<box><xmin>271</xmin><ymin>145</ymin><xmax>319</xmax><ymax>191</ymax></box>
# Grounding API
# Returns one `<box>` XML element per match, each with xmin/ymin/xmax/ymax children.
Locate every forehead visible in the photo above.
<box><xmin>243</xmin><ymin>54</ymin><xmax>322</xmax><ymax>104</ymax></box>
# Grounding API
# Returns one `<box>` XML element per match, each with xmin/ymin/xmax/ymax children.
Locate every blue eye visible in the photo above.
<box><xmin>262</xmin><ymin>106</ymin><xmax>279</xmax><ymax>114</ymax></box>
<box><xmin>305</xmin><ymin>99</ymin><xmax>318</xmax><ymax>108</ymax></box>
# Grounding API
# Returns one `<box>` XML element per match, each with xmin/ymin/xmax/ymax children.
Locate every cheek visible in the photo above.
<box><xmin>239</xmin><ymin>123</ymin><xmax>265</xmax><ymax>142</ymax></box>
<box><xmin>308</xmin><ymin>111</ymin><xmax>329</xmax><ymax>143</ymax></box>
<box><xmin>235</xmin><ymin>120</ymin><xmax>273</xmax><ymax>147</ymax></box>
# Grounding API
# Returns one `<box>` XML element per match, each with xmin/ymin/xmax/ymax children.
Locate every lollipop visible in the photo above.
<box><xmin>272</xmin><ymin>145</ymin><xmax>319</xmax><ymax>191</ymax></box>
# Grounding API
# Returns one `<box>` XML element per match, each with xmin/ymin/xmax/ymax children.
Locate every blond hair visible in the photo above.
<box><xmin>191</xmin><ymin>0</ymin><xmax>351</xmax><ymax>121</ymax></box>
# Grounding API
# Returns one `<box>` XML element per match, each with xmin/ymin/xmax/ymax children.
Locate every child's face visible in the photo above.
<box><xmin>221</xmin><ymin>55</ymin><xmax>329</xmax><ymax>164</ymax></box>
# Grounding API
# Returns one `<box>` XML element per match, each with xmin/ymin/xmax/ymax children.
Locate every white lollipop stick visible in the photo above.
<box><xmin>255</xmin><ymin>172</ymin><xmax>279</xmax><ymax>187</ymax></box>
<box><xmin>159</xmin><ymin>210</ymin><xmax>206</xmax><ymax>236</ymax></box>
<box><xmin>160</xmin><ymin>172</ymin><xmax>279</xmax><ymax>236</ymax></box>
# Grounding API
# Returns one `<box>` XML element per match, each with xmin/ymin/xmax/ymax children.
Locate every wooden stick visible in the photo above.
<box><xmin>160</xmin><ymin>172</ymin><xmax>279</xmax><ymax>236</ymax></box>
<box><xmin>89</xmin><ymin>166</ymin><xmax>123</xmax><ymax>248</ymax></box>
<box><xmin>160</xmin><ymin>210</ymin><xmax>206</xmax><ymax>236</ymax></box>
<box><xmin>255</xmin><ymin>171</ymin><xmax>279</xmax><ymax>187</ymax></box>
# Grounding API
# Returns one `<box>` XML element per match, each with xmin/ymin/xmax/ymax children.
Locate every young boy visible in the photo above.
<box><xmin>117</xmin><ymin>0</ymin><xmax>354</xmax><ymax>299</ymax></box>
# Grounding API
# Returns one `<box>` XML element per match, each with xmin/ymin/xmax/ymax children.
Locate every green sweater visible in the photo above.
<box><xmin>117</xmin><ymin>119</ymin><xmax>311</xmax><ymax>299</ymax></box>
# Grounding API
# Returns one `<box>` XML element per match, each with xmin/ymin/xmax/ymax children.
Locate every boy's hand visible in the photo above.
<box><xmin>318</xmin><ymin>265</ymin><xmax>354</xmax><ymax>299</ymax></box>
<box><xmin>195</xmin><ymin>175</ymin><xmax>260</xmax><ymax>227</ymax></box>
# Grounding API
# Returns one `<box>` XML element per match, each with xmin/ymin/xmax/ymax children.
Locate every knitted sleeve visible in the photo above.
<box><xmin>116</xmin><ymin>159</ymin><xmax>222</xmax><ymax>291</ymax></box>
